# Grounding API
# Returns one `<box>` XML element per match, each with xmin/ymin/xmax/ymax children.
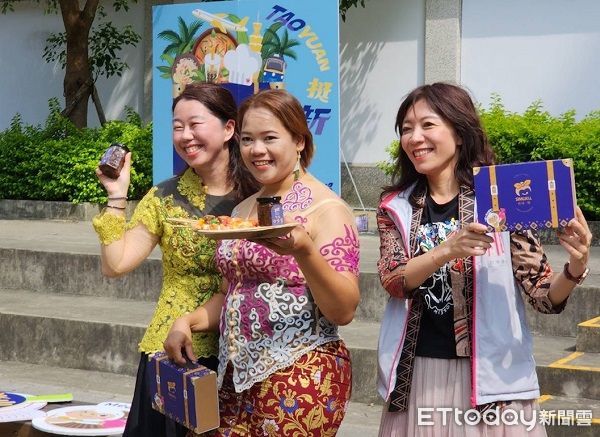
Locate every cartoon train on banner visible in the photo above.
<box><xmin>159</xmin><ymin>9</ymin><xmax>295</xmax><ymax>101</ymax></box>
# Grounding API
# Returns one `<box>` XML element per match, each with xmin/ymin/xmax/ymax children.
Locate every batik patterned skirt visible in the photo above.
<box><xmin>206</xmin><ymin>340</ymin><xmax>352</xmax><ymax>437</ymax></box>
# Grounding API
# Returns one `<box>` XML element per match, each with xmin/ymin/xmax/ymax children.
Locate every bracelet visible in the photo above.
<box><xmin>431</xmin><ymin>251</ymin><xmax>444</xmax><ymax>269</ymax></box>
<box><xmin>108</xmin><ymin>196</ymin><xmax>128</xmax><ymax>200</ymax></box>
<box><xmin>106</xmin><ymin>205</ymin><xmax>126</xmax><ymax>210</ymax></box>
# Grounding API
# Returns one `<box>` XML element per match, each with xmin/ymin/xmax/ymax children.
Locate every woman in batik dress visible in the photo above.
<box><xmin>165</xmin><ymin>89</ymin><xmax>360</xmax><ymax>436</ymax></box>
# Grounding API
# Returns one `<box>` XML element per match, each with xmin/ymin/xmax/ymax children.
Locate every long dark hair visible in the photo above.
<box><xmin>238</xmin><ymin>89</ymin><xmax>314</xmax><ymax>169</ymax></box>
<box><xmin>173</xmin><ymin>83</ymin><xmax>259</xmax><ymax>200</ymax></box>
<box><xmin>382</xmin><ymin>83</ymin><xmax>495</xmax><ymax>197</ymax></box>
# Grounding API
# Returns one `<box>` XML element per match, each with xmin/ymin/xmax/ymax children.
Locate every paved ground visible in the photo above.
<box><xmin>0</xmin><ymin>360</ymin><xmax>382</xmax><ymax>436</ymax></box>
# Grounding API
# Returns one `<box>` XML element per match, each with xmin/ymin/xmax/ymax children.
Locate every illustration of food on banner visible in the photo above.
<box><xmin>153</xmin><ymin>0</ymin><xmax>340</xmax><ymax>192</ymax></box>
<box><xmin>158</xmin><ymin>6</ymin><xmax>303</xmax><ymax>101</ymax></box>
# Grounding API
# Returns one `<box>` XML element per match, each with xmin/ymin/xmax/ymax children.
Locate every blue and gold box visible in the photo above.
<box><xmin>473</xmin><ymin>159</ymin><xmax>576</xmax><ymax>232</ymax></box>
<box><xmin>149</xmin><ymin>352</ymin><xmax>219</xmax><ymax>434</ymax></box>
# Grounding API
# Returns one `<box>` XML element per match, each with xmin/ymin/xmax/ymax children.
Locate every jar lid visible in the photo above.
<box><xmin>257</xmin><ymin>196</ymin><xmax>281</xmax><ymax>204</ymax></box>
<box><xmin>111</xmin><ymin>142</ymin><xmax>130</xmax><ymax>152</ymax></box>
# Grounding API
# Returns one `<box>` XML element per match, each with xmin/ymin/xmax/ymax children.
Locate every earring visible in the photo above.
<box><xmin>293</xmin><ymin>151</ymin><xmax>301</xmax><ymax>181</ymax></box>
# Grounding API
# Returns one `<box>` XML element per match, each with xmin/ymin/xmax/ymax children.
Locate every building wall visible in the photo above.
<box><xmin>0</xmin><ymin>0</ymin><xmax>145</xmax><ymax>128</ymax></box>
<box><xmin>461</xmin><ymin>0</ymin><xmax>600</xmax><ymax>117</ymax></box>
<box><xmin>2</xmin><ymin>0</ymin><xmax>598</xmax><ymax>167</ymax></box>
<box><xmin>340</xmin><ymin>0</ymin><xmax>425</xmax><ymax>165</ymax></box>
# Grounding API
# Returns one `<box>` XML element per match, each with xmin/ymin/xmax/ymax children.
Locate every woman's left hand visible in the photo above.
<box><xmin>559</xmin><ymin>207</ymin><xmax>592</xmax><ymax>275</ymax></box>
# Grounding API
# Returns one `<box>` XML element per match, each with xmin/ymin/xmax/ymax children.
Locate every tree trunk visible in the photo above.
<box><xmin>59</xmin><ymin>0</ymin><xmax>99</xmax><ymax>128</ymax></box>
<box><xmin>91</xmin><ymin>84</ymin><xmax>106</xmax><ymax>125</ymax></box>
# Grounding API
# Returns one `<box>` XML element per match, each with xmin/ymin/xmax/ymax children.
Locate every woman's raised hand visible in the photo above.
<box><xmin>559</xmin><ymin>207</ymin><xmax>592</xmax><ymax>275</ymax></box>
<box><xmin>96</xmin><ymin>152</ymin><xmax>132</xmax><ymax>198</ymax></box>
<box><xmin>163</xmin><ymin>317</ymin><xmax>197</xmax><ymax>366</ymax></box>
<box><xmin>441</xmin><ymin>222</ymin><xmax>494</xmax><ymax>260</ymax></box>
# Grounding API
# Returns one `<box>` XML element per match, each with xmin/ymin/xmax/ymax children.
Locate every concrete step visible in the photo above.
<box><xmin>0</xmin><ymin>287</ymin><xmax>381</xmax><ymax>402</ymax></box>
<box><xmin>538</xmin><ymin>395</ymin><xmax>600</xmax><ymax>436</ymax></box>
<box><xmin>3</xmin><ymin>220</ymin><xmax>600</xmax><ymax>285</ymax></box>
<box><xmin>0</xmin><ymin>359</ymin><xmax>381</xmax><ymax>437</ymax></box>
<box><xmin>537</xmin><ymin>349</ymin><xmax>600</xmax><ymax>401</ymax></box>
<box><xmin>2</xmin><ymin>242</ymin><xmax>597</xmax><ymax>337</ymax></box>
<box><xmin>0</xmin><ymin>288</ymin><xmax>150</xmax><ymax>375</ymax></box>
<box><xmin>0</xmin><ymin>247</ymin><xmax>163</xmax><ymax>301</ymax></box>
<box><xmin>0</xmin><ymin>219</ymin><xmax>163</xmax><ymax>301</ymax></box>
<box><xmin>4</xmin><ymin>200</ymin><xmax>600</xmax><ymax>246</ymax></box>
<box><xmin>577</xmin><ymin>316</ymin><xmax>600</xmax><ymax>353</ymax></box>
<box><xmin>1</xmin><ymin>220</ymin><xmax>598</xmax><ymax>337</ymax></box>
<box><xmin>0</xmin><ymin>290</ymin><xmax>379</xmax><ymax>402</ymax></box>
<box><xmin>525</xmin><ymin>286</ymin><xmax>600</xmax><ymax>338</ymax></box>
<box><xmin>1</xmin><ymin>288</ymin><xmax>599</xmax><ymax>404</ymax></box>
<box><xmin>0</xmin><ymin>360</ymin><xmax>134</xmax><ymax>404</ymax></box>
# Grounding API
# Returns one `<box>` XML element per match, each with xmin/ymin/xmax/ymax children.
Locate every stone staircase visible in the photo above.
<box><xmin>0</xmin><ymin>209</ymin><xmax>599</xmax><ymax>436</ymax></box>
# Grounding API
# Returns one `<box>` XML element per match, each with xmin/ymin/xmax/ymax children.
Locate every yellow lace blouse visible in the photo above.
<box><xmin>94</xmin><ymin>169</ymin><xmax>238</xmax><ymax>357</ymax></box>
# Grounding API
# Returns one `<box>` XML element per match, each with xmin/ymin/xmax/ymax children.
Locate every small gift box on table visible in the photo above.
<box><xmin>473</xmin><ymin>159</ymin><xmax>576</xmax><ymax>232</ymax></box>
<box><xmin>149</xmin><ymin>351</ymin><xmax>220</xmax><ymax>434</ymax></box>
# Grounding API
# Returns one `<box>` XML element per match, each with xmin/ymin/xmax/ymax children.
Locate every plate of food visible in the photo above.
<box><xmin>167</xmin><ymin>216</ymin><xmax>297</xmax><ymax>240</ymax></box>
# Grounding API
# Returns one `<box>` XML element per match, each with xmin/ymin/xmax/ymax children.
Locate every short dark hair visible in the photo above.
<box><xmin>173</xmin><ymin>83</ymin><xmax>259</xmax><ymax>200</ymax></box>
<box><xmin>383</xmin><ymin>82</ymin><xmax>495</xmax><ymax>196</ymax></box>
<box><xmin>238</xmin><ymin>89</ymin><xmax>314</xmax><ymax>169</ymax></box>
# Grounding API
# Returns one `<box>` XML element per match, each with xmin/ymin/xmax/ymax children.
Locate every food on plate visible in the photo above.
<box><xmin>196</xmin><ymin>215</ymin><xmax>259</xmax><ymax>230</ymax></box>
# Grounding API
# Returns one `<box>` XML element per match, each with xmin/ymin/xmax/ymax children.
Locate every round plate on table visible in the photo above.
<box><xmin>31</xmin><ymin>404</ymin><xmax>128</xmax><ymax>436</ymax></box>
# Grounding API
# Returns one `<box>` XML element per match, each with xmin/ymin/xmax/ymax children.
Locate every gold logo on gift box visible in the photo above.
<box><xmin>514</xmin><ymin>178</ymin><xmax>533</xmax><ymax>212</ymax></box>
<box><xmin>167</xmin><ymin>381</ymin><xmax>176</xmax><ymax>394</ymax></box>
<box><xmin>514</xmin><ymin>179</ymin><xmax>531</xmax><ymax>197</ymax></box>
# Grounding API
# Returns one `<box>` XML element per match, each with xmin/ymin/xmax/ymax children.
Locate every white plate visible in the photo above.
<box><xmin>31</xmin><ymin>404</ymin><xmax>128</xmax><ymax>436</ymax></box>
<box><xmin>167</xmin><ymin>218</ymin><xmax>297</xmax><ymax>240</ymax></box>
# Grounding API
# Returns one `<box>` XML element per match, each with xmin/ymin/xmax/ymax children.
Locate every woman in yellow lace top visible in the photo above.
<box><xmin>92</xmin><ymin>83</ymin><xmax>258</xmax><ymax>437</ymax></box>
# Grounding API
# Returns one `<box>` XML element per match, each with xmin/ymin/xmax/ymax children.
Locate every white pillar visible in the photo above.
<box><xmin>424</xmin><ymin>0</ymin><xmax>462</xmax><ymax>84</ymax></box>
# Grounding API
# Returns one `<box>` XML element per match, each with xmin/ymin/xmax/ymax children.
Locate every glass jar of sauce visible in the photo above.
<box><xmin>99</xmin><ymin>143</ymin><xmax>129</xmax><ymax>179</ymax></box>
<box><xmin>257</xmin><ymin>196</ymin><xmax>284</xmax><ymax>226</ymax></box>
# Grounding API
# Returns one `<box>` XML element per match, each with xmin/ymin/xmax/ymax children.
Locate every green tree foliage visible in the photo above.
<box><xmin>0</xmin><ymin>99</ymin><xmax>152</xmax><ymax>203</ymax></box>
<box><xmin>43</xmin><ymin>6</ymin><xmax>141</xmax><ymax>81</ymax></box>
<box><xmin>340</xmin><ymin>0</ymin><xmax>368</xmax><ymax>20</ymax></box>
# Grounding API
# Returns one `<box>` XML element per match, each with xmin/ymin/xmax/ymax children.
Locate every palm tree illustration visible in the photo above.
<box><xmin>260</xmin><ymin>24</ymin><xmax>300</xmax><ymax>78</ymax></box>
<box><xmin>157</xmin><ymin>17</ymin><xmax>205</xmax><ymax>78</ymax></box>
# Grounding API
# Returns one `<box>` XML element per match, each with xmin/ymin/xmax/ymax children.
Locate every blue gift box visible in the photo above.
<box><xmin>473</xmin><ymin>159</ymin><xmax>576</xmax><ymax>232</ymax></box>
<box><xmin>149</xmin><ymin>352</ymin><xmax>219</xmax><ymax>434</ymax></box>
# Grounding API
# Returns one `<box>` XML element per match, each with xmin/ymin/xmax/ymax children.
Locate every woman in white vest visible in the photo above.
<box><xmin>376</xmin><ymin>83</ymin><xmax>591</xmax><ymax>436</ymax></box>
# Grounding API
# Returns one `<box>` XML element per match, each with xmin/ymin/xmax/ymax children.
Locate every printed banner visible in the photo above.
<box><xmin>152</xmin><ymin>0</ymin><xmax>340</xmax><ymax>192</ymax></box>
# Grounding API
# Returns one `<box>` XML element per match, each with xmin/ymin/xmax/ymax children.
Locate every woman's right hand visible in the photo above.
<box><xmin>163</xmin><ymin>316</ymin><xmax>196</xmax><ymax>366</ymax></box>
<box><xmin>95</xmin><ymin>152</ymin><xmax>132</xmax><ymax>198</ymax></box>
<box><xmin>440</xmin><ymin>222</ymin><xmax>494</xmax><ymax>260</ymax></box>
